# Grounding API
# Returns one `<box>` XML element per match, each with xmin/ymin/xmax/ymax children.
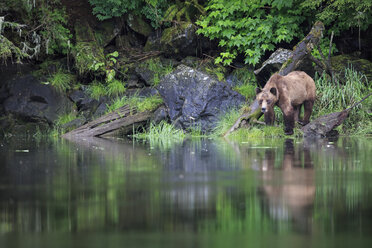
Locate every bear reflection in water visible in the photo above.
<box><xmin>258</xmin><ymin>139</ymin><xmax>315</xmax><ymax>233</ymax></box>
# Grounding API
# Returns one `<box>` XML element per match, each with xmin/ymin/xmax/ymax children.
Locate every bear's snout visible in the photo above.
<box><xmin>261</xmin><ymin>107</ymin><xmax>266</xmax><ymax>113</ymax></box>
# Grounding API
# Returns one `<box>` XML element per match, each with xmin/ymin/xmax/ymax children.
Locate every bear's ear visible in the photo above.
<box><xmin>255</xmin><ymin>87</ymin><xmax>262</xmax><ymax>94</ymax></box>
<box><xmin>270</xmin><ymin>87</ymin><xmax>277</xmax><ymax>96</ymax></box>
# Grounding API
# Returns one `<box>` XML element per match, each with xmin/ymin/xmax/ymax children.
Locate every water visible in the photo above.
<box><xmin>0</xmin><ymin>136</ymin><xmax>372</xmax><ymax>248</ymax></box>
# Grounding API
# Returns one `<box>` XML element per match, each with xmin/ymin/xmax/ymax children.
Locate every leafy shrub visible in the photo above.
<box><xmin>300</xmin><ymin>0</ymin><xmax>372</xmax><ymax>36</ymax></box>
<box><xmin>0</xmin><ymin>0</ymin><xmax>71</xmax><ymax>61</ymax></box>
<box><xmin>196</xmin><ymin>0</ymin><xmax>306</xmax><ymax>66</ymax></box>
<box><xmin>89</xmin><ymin>0</ymin><xmax>169</xmax><ymax>28</ymax></box>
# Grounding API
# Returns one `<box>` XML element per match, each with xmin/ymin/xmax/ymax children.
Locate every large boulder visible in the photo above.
<box><xmin>157</xmin><ymin>65</ymin><xmax>245</xmax><ymax>133</ymax></box>
<box><xmin>2</xmin><ymin>75</ymin><xmax>73</xmax><ymax>123</ymax></box>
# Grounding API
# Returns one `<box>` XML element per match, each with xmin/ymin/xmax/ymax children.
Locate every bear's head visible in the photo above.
<box><xmin>255</xmin><ymin>87</ymin><xmax>278</xmax><ymax>113</ymax></box>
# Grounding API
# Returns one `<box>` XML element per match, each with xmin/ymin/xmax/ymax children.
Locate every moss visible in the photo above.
<box><xmin>331</xmin><ymin>55</ymin><xmax>372</xmax><ymax>82</ymax></box>
<box><xmin>127</xmin><ymin>14</ymin><xmax>153</xmax><ymax>37</ymax></box>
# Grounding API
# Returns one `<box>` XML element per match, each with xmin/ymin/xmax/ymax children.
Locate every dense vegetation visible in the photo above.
<box><xmin>1</xmin><ymin>0</ymin><xmax>371</xmax><ymax>138</ymax></box>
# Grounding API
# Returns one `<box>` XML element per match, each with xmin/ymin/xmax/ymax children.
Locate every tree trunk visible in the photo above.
<box><xmin>62</xmin><ymin>105</ymin><xmax>154</xmax><ymax>138</ymax></box>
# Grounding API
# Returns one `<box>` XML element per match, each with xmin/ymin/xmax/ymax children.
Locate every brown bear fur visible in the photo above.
<box><xmin>255</xmin><ymin>71</ymin><xmax>316</xmax><ymax>135</ymax></box>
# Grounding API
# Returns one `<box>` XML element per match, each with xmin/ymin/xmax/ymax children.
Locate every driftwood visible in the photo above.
<box><xmin>223</xmin><ymin>100</ymin><xmax>262</xmax><ymax>137</ymax></box>
<box><xmin>302</xmin><ymin>92</ymin><xmax>372</xmax><ymax>137</ymax></box>
<box><xmin>62</xmin><ymin>105</ymin><xmax>154</xmax><ymax>138</ymax></box>
<box><xmin>225</xmin><ymin>21</ymin><xmax>325</xmax><ymax>136</ymax></box>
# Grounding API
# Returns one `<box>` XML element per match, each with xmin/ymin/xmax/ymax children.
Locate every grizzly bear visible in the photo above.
<box><xmin>255</xmin><ymin>71</ymin><xmax>316</xmax><ymax>135</ymax></box>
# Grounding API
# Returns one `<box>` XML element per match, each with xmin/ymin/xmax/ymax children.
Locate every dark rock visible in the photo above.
<box><xmin>126</xmin><ymin>14</ymin><xmax>153</xmax><ymax>37</ymax></box>
<box><xmin>95</xmin><ymin>18</ymin><xmax>123</xmax><ymax>47</ymax></box>
<box><xmin>2</xmin><ymin>75</ymin><xmax>73</xmax><ymax>123</ymax></box>
<box><xmin>135</xmin><ymin>66</ymin><xmax>154</xmax><ymax>86</ymax></box>
<box><xmin>62</xmin><ymin>117</ymin><xmax>86</xmax><ymax>130</ymax></box>
<box><xmin>93</xmin><ymin>102</ymin><xmax>108</xmax><ymax>118</ymax></box>
<box><xmin>157</xmin><ymin>65</ymin><xmax>245</xmax><ymax>133</ymax></box>
<box><xmin>152</xmin><ymin>105</ymin><xmax>169</xmax><ymax>124</ymax></box>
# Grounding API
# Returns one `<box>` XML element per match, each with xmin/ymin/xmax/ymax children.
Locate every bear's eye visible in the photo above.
<box><xmin>259</xmin><ymin>100</ymin><xmax>263</xmax><ymax>104</ymax></box>
<box><xmin>267</xmin><ymin>100</ymin><xmax>272</xmax><ymax>104</ymax></box>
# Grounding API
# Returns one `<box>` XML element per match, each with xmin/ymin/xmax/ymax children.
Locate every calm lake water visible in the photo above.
<box><xmin>0</xmin><ymin>136</ymin><xmax>372</xmax><ymax>248</ymax></box>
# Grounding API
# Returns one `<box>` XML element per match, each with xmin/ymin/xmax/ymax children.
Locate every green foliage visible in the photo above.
<box><xmin>314</xmin><ymin>67</ymin><xmax>372</xmax><ymax>135</ymax></box>
<box><xmin>89</xmin><ymin>0</ymin><xmax>169</xmax><ymax>28</ymax></box>
<box><xmin>231</xmin><ymin>67</ymin><xmax>257</xmax><ymax>99</ymax></box>
<box><xmin>0</xmin><ymin>0</ymin><xmax>71</xmax><ymax>61</ymax></box>
<box><xmin>234</xmin><ymin>83</ymin><xmax>256</xmax><ymax>100</ymax></box>
<box><xmin>196</xmin><ymin>0</ymin><xmax>306</xmax><ymax>65</ymax></box>
<box><xmin>47</xmin><ymin>70</ymin><xmax>75</xmax><ymax>92</ymax></box>
<box><xmin>162</xmin><ymin>0</ymin><xmax>205</xmax><ymax>23</ymax></box>
<box><xmin>300</xmin><ymin>0</ymin><xmax>372</xmax><ymax>35</ymax></box>
<box><xmin>311</xmin><ymin>37</ymin><xmax>338</xmax><ymax>61</ymax></box>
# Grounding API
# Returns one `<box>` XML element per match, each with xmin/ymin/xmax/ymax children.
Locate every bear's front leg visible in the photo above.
<box><xmin>282</xmin><ymin>107</ymin><xmax>295</xmax><ymax>135</ymax></box>
<box><xmin>264</xmin><ymin>108</ymin><xmax>275</xmax><ymax>125</ymax></box>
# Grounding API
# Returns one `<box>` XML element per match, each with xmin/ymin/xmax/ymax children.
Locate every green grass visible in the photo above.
<box><xmin>234</xmin><ymin>83</ymin><xmax>256</xmax><ymax>99</ymax></box>
<box><xmin>48</xmin><ymin>71</ymin><xmax>75</xmax><ymax>92</ymax></box>
<box><xmin>51</xmin><ymin>112</ymin><xmax>77</xmax><ymax>137</ymax></box>
<box><xmin>107</xmin><ymin>79</ymin><xmax>126</xmax><ymax>96</ymax></box>
<box><xmin>132</xmin><ymin>121</ymin><xmax>185</xmax><ymax>150</ymax></box>
<box><xmin>89</xmin><ymin>82</ymin><xmax>106</xmax><ymax>100</ymax></box>
<box><xmin>314</xmin><ymin>67</ymin><xmax>372</xmax><ymax>135</ymax></box>
<box><xmin>145</xmin><ymin>58</ymin><xmax>174</xmax><ymax>86</ymax></box>
<box><xmin>106</xmin><ymin>95</ymin><xmax>164</xmax><ymax>114</ymax></box>
<box><xmin>134</xmin><ymin>121</ymin><xmax>185</xmax><ymax>140</ymax></box>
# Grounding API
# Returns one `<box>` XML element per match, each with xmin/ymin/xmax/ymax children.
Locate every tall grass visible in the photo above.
<box><xmin>314</xmin><ymin>67</ymin><xmax>371</xmax><ymax>135</ymax></box>
<box><xmin>48</xmin><ymin>70</ymin><xmax>75</xmax><ymax>92</ymax></box>
<box><xmin>133</xmin><ymin>121</ymin><xmax>185</xmax><ymax>150</ymax></box>
<box><xmin>106</xmin><ymin>79</ymin><xmax>126</xmax><ymax>96</ymax></box>
<box><xmin>89</xmin><ymin>82</ymin><xmax>106</xmax><ymax>100</ymax></box>
<box><xmin>105</xmin><ymin>95</ymin><xmax>163</xmax><ymax>114</ymax></box>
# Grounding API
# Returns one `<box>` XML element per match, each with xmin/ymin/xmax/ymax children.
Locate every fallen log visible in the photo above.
<box><xmin>224</xmin><ymin>21</ymin><xmax>325</xmax><ymax>136</ymax></box>
<box><xmin>302</xmin><ymin>92</ymin><xmax>372</xmax><ymax>137</ymax></box>
<box><xmin>62</xmin><ymin>105</ymin><xmax>154</xmax><ymax>138</ymax></box>
<box><xmin>223</xmin><ymin>100</ymin><xmax>262</xmax><ymax>137</ymax></box>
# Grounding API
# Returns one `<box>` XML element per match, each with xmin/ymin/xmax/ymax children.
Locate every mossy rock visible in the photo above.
<box><xmin>127</xmin><ymin>14</ymin><xmax>153</xmax><ymax>37</ymax></box>
<box><xmin>331</xmin><ymin>54</ymin><xmax>372</xmax><ymax>82</ymax></box>
<box><xmin>73</xmin><ymin>20</ymin><xmax>105</xmax><ymax>75</ymax></box>
<box><xmin>144</xmin><ymin>23</ymin><xmax>198</xmax><ymax>57</ymax></box>
<box><xmin>94</xmin><ymin>19</ymin><xmax>123</xmax><ymax>47</ymax></box>
<box><xmin>74</xmin><ymin>20</ymin><xmax>96</xmax><ymax>43</ymax></box>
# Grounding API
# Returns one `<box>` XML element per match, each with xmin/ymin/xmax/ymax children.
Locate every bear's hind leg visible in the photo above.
<box><xmin>301</xmin><ymin>100</ymin><xmax>314</xmax><ymax>125</ymax></box>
